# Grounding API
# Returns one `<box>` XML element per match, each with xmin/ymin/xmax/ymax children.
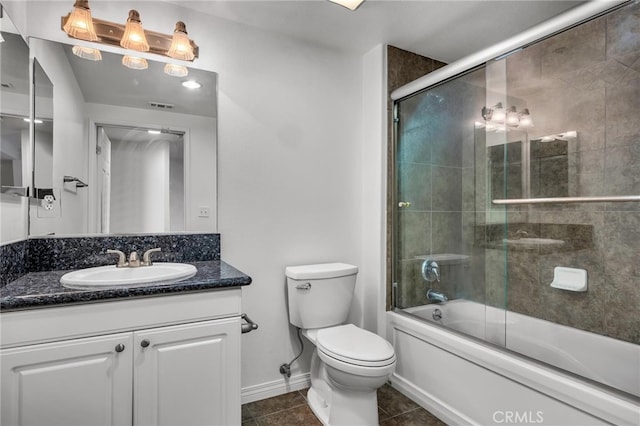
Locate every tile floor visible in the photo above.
<box><xmin>242</xmin><ymin>383</ymin><xmax>446</xmax><ymax>425</ymax></box>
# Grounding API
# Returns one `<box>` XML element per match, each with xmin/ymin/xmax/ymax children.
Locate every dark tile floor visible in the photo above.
<box><xmin>242</xmin><ymin>383</ymin><xmax>446</xmax><ymax>425</ymax></box>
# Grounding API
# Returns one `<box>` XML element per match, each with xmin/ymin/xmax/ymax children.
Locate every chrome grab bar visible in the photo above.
<box><xmin>493</xmin><ymin>195</ymin><xmax>640</xmax><ymax>205</ymax></box>
<box><xmin>241</xmin><ymin>313</ymin><xmax>259</xmax><ymax>334</ymax></box>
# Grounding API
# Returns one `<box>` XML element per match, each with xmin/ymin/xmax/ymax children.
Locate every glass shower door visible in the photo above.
<box><xmin>392</xmin><ymin>66</ymin><xmax>506</xmax><ymax>343</ymax></box>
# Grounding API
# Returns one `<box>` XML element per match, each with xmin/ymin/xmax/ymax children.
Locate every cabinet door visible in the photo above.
<box><xmin>1</xmin><ymin>333</ymin><xmax>133</xmax><ymax>426</ymax></box>
<box><xmin>133</xmin><ymin>317</ymin><xmax>241</xmax><ymax>426</ymax></box>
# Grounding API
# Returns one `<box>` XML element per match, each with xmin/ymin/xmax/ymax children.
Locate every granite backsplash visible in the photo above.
<box><xmin>0</xmin><ymin>233</ymin><xmax>220</xmax><ymax>287</ymax></box>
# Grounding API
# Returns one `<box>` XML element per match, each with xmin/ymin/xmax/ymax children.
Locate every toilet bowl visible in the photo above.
<box><xmin>285</xmin><ymin>263</ymin><xmax>396</xmax><ymax>425</ymax></box>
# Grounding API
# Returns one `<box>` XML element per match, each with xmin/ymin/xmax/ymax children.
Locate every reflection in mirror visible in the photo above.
<box><xmin>96</xmin><ymin>125</ymin><xmax>184</xmax><ymax>234</ymax></box>
<box><xmin>1</xmin><ymin>12</ymin><xmax>30</xmax><ymax>243</ymax></box>
<box><xmin>33</xmin><ymin>60</ymin><xmax>54</xmax><ymax>191</ymax></box>
<box><xmin>0</xmin><ymin>30</ymin><xmax>30</xmax><ymax>192</ymax></box>
<box><xmin>27</xmin><ymin>38</ymin><xmax>217</xmax><ymax>237</ymax></box>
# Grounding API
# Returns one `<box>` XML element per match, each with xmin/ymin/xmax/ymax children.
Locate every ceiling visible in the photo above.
<box><xmin>168</xmin><ymin>0</ymin><xmax>585</xmax><ymax>63</ymax></box>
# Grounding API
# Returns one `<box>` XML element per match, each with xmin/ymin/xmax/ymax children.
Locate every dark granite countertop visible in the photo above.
<box><xmin>0</xmin><ymin>261</ymin><xmax>252</xmax><ymax>311</ymax></box>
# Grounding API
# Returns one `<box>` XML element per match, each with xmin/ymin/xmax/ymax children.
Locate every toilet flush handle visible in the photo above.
<box><xmin>296</xmin><ymin>282</ymin><xmax>312</xmax><ymax>290</ymax></box>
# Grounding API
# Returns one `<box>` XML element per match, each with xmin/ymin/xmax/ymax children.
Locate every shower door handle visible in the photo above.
<box><xmin>398</xmin><ymin>201</ymin><xmax>412</xmax><ymax>208</ymax></box>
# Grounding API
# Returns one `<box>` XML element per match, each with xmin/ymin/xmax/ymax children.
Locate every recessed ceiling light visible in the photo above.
<box><xmin>181</xmin><ymin>80</ymin><xmax>201</xmax><ymax>89</ymax></box>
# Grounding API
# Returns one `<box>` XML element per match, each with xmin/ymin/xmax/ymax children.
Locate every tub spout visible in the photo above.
<box><xmin>427</xmin><ymin>289</ymin><xmax>448</xmax><ymax>303</ymax></box>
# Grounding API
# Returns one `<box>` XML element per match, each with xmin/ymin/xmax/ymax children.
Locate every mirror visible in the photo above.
<box><xmin>27</xmin><ymin>38</ymin><xmax>217</xmax><ymax>237</ymax></box>
<box><xmin>0</xmin><ymin>10</ymin><xmax>30</xmax><ymax>244</ymax></box>
<box><xmin>0</xmin><ymin>23</ymin><xmax>30</xmax><ymax>193</ymax></box>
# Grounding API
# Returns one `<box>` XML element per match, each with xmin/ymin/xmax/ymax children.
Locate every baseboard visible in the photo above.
<box><xmin>390</xmin><ymin>373</ymin><xmax>474</xmax><ymax>425</ymax></box>
<box><xmin>241</xmin><ymin>372</ymin><xmax>311</xmax><ymax>404</ymax></box>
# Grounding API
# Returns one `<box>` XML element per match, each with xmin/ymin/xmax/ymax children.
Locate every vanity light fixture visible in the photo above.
<box><xmin>122</xmin><ymin>55</ymin><xmax>148</xmax><ymax>70</ymax></box>
<box><xmin>181</xmin><ymin>80</ymin><xmax>202</xmax><ymax>89</ymax></box>
<box><xmin>328</xmin><ymin>0</ymin><xmax>366</xmax><ymax>11</ymax></box>
<box><xmin>62</xmin><ymin>0</ymin><xmax>98</xmax><ymax>41</ymax></box>
<box><xmin>72</xmin><ymin>45</ymin><xmax>102</xmax><ymax>61</ymax></box>
<box><xmin>120</xmin><ymin>10</ymin><xmax>149</xmax><ymax>52</ymax></box>
<box><xmin>164</xmin><ymin>63</ymin><xmax>189</xmax><ymax>77</ymax></box>
<box><xmin>481</xmin><ymin>103</ymin><xmax>533</xmax><ymax>131</ymax></box>
<box><xmin>61</xmin><ymin>1</ymin><xmax>199</xmax><ymax>62</ymax></box>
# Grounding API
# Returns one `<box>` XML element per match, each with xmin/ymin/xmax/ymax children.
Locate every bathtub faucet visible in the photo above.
<box><xmin>421</xmin><ymin>259</ymin><xmax>440</xmax><ymax>282</ymax></box>
<box><xmin>427</xmin><ymin>289</ymin><xmax>448</xmax><ymax>303</ymax></box>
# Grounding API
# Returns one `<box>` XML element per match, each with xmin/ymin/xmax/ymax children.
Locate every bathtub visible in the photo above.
<box><xmin>387</xmin><ymin>300</ymin><xmax>640</xmax><ymax>425</ymax></box>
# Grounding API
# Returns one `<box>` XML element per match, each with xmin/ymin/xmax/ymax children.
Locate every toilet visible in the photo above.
<box><xmin>285</xmin><ymin>263</ymin><xmax>396</xmax><ymax>426</ymax></box>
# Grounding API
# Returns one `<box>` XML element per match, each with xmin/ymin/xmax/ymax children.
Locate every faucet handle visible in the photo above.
<box><xmin>142</xmin><ymin>248</ymin><xmax>162</xmax><ymax>266</ymax></box>
<box><xmin>421</xmin><ymin>259</ymin><xmax>440</xmax><ymax>282</ymax></box>
<box><xmin>107</xmin><ymin>249</ymin><xmax>128</xmax><ymax>268</ymax></box>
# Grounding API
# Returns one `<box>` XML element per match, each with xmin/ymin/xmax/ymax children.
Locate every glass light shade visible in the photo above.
<box><xmin>328</xmin><ymin>0</ymin><xmax>365</xmax><ymax>11</ymax></box>
<box><xmin>492</xmin><ymin>103</ymin><xmax>506</xmax><ymax>123</ymax></box>
<box><xmin>164</xmin><ymin>63</ymin><xmax>189</xmax><ymax>77</ymax></box>
<box><xmin>519</xmin><ymin>109</ymin><xmax>533</xmax><ymax>128</ymax></box>
<box><xmin>506</xmin><ymin>107</ymin><xmax>520</xmax><ymax>126</ymax></box>
<box><xmin>167</xmin><ymin>22</ymin><xmax>195</xmax><ymax>61</ymax></box>
<box><xmin>63</xmin><ymin>0</ymin><xmax>98</xmax><ymax>41</ymax></box>
<box><xmin>122</xmin><ymin>55</ymin><xmax>148</xmax><ymax>70</ymax></box>
<box><xmin>72</xmin><ymin>45</ymin><xmax>102</xmax><ymax>61</ymax></box>
<box><xmin>120</xmin><ymin>10</ymin><xmax>149</xmax><ymax>52</ymax></box>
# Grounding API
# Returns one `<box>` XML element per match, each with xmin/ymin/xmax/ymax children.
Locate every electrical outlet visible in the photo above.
<box><xmin>38</xmin><ymin>193</ymin><xmax>59</xmax><ymax>218</ymax></box>
<box><xmin>198</xmin><ymin>206</ymin><xmax>210</xmax><ymax>217</ymax></box>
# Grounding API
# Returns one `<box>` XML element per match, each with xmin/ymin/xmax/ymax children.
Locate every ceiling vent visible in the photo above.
<box><xmin>148</xmin><ymin>101</ymin><xmax>174</xmax><ymax>110</ymax></box>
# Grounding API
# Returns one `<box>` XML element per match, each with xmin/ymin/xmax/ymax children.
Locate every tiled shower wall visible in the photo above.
<box><xmin>496</xmin><ymin>2</ymin><xmax>640</xmax><ymax>344</ymax></box>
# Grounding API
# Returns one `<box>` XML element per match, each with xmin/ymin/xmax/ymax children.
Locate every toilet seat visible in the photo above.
<box><xmin>316</xmin><ymin>324</ymin><xmax>396</xmax><ymax>368</ymax></box>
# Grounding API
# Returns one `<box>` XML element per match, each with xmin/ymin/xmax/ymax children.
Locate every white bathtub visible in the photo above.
<box><xmin>387</xmin><ymin>300</ymin><xmax>640</xmax><ymax>425</ymax></box>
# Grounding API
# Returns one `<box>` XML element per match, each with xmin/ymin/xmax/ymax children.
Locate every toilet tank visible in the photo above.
<box><xmin>285</xmin><ymin>263</ymin><xmax>358</xmax><ymax>329</ymax></box>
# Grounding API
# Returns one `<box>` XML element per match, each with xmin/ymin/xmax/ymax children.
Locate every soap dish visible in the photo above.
<box><xmin>550</xmin><ymin>266</ymin><xmax>587</xmax><ymax>292</ymax></box>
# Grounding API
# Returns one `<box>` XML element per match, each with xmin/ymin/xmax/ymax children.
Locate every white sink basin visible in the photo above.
<box><xmin>61</xmin><ymin>263</ymin><xmax>197</xmax><ymax>289</ymax></box>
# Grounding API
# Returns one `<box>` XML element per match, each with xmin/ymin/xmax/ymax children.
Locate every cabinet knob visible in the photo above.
<box><xmin>140</xmin><ymin>339</ymin><xmax>150</xmax><ymax>348</ymax></box>
<box><xmin>115</xmin><ymin>343</ymin><xmax>125</xmax><ymax>353</ymax></box>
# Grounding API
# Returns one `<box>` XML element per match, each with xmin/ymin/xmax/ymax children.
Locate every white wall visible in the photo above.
<box><xmin>4</xmin><ymin>0</ymin><xmax>384</xmax><ymax>400</ymax></box>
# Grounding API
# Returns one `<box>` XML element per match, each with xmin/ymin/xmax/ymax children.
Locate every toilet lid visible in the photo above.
<box><xmin>317</xmin><ymin>324</ymin><xmax>395</xmax><ymax>367</ymax></box>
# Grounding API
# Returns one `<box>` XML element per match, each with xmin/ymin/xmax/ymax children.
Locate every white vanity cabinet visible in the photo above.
<box><xmin>1</xmin><ymin>290</ymin><xmax>242</xmax><ymax>426</ymax></box>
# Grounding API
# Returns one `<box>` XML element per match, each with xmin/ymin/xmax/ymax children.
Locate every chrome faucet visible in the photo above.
<box><xmin>427</xmin><ymin>289</ymin><xmax>448</xmax><ymax>303</ymax></box>
<box><xmin>106</xmin><ymin>248</ymin><xmax>162</xmax><ymax>268</ymax></box>
<box><xmin>421</xmin><ymin>259</ymin><xmax>440</xmax><ymax>282</ymax></box>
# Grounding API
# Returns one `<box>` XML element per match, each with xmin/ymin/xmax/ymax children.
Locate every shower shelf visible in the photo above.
<box><xmin>414</xmin><ymin>254</ymin><xmax>470</xmax><ymax>265</ymax></box>
<box><xmin>493</xmin><ymin>195</ymin><xmax>640</xmax><ymax>205</ymax></box>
